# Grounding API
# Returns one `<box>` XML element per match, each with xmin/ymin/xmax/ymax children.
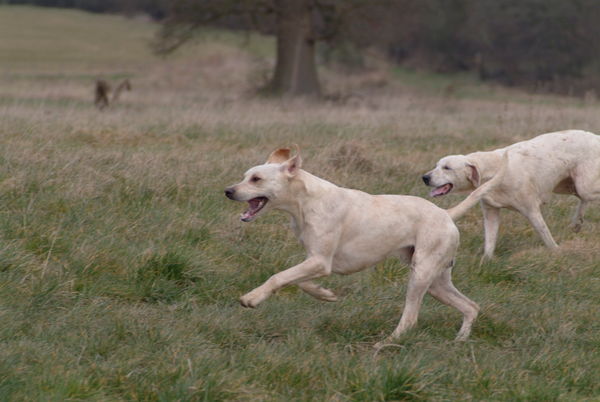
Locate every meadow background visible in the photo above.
<box><xmin>0</xmin><ymin>6</ymin><xmax>599</xmax><ymax>401</ymax></box>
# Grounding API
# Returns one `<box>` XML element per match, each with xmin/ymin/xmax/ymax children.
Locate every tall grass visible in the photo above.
<box><xmin>0</xmin><ymin>5</ymin><xmax>598</xmax><ymax>400</ymax></box>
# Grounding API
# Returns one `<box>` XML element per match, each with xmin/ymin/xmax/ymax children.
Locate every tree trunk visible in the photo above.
<box><xmin>267</xmin><ymin>0</ymin><xmax>321</xmax><ymax>97</ymax></box>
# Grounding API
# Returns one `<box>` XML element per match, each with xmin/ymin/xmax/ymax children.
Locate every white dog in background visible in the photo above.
<box><xmin>225</xmin><ymin>147</ymin><xmax>503</xmax><ymax>347</ymax></box>
<box><xmin>423</xmin><ymin>130</ymin><xmax>600</xmax><ymax>259</ymax></box>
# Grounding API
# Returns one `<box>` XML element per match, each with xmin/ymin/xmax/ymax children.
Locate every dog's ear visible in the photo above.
<box><xmin>282</xmin><ymin>153</ymin><xmax>302</xmax><ymax>177</ymax></box>
<box><xmin>466</xmin><ymin>162</ymin><xmax>480</xmax><ymax>187</ymax></box>
<box><xmin>267</xmin><ymin>148</ymin><xmax>291</xmax><ymax>164</ymax></box>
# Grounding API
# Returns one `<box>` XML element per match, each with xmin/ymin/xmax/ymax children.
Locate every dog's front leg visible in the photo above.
<box><xmin>482</xmin><ymin>203</ymin><xmax>500</xmax><ymax>259</ymax></box>
<box><xmin>522</xmin><ymin>206</ymin><xmax>558</xmax><ymax>249</ymax></box>
<box><xmin>240</xmin><ymin>257</ymin><xmax>331</xmax><ymax>308</ymax></box>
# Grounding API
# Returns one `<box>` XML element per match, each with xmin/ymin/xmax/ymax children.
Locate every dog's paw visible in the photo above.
<box><xmin>479</xmin><ymin>254</ymin><xmax>495</xmax><ymax>265</ymax></box>
<box><xmin>317</xmin><ymin>288</ymin><xmax>338</xmax><ymax>302</ymax></box>
<box><xmin>239</xmin><ymin>297</ymin><xmax>256</xmax><ymax>308</ymax></box>
<box><xmin>239</xmin><ymin>290</ymin><xmax>268</xmax><ymax>308</ymax></box>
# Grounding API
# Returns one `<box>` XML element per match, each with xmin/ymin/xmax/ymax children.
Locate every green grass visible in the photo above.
<box><xmin>0</xmin><ymin>5</ymin><xmax>599</xmax><ymax>401</ymax></box>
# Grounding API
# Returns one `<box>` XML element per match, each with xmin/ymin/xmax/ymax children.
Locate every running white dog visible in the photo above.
<box><xmin>225</xmin><ymin>147</ymin><xmax>503</xmax><ymax>346</ymax></box>
<box><xmin>423</xmin><ymin>130</ymin><xmax>600</xmax><ymax>259</ymax></box>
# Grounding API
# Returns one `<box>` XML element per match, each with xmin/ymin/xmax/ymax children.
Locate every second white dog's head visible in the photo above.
<box><xmin>422</xmin><ymin>155</ymin><xmax>480</xmax><ymax>197</ymax></box>
<box><xmin>225</xmin><ymin>147</ymin><xmax>302</xmax><ymax>222</ymax></box>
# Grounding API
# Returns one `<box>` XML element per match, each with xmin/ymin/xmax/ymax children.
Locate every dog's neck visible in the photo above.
<box><xmin>275</xmin><ymin>170</ymin><xmax>339</xmax><ymax>230</ymax></box>
<box><xmin>469</xmin><ymin>151</ymin><xmax>505</xmax><ymax>185</ymax></box>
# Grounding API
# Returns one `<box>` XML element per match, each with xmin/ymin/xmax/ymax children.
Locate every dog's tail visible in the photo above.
<box><xmin>446</xmin><ymin>151</ymin><xmax>508</xmax><ymax>221</ymax></box>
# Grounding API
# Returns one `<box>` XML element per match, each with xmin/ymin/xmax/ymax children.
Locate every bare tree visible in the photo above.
<box><xmin>155</xmin><ymin>0</ymin><xmax>380</xmax><ymax>98</ymax></box>
<box><xmin>267</xmin><ymin>0</ymin><xmax>320</xmax><ymax>96</ymax></box>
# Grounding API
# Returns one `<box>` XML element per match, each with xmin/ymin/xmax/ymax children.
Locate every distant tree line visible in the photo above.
<box><xmin>157</xmin><ymin>0</ymin><xmax>600</xmax><ymax>96</ymax></box>
<box><xmin>5</xmin><ymin>0</ymin><xmax>600</xmax><ymax>95</ymax></box>
<box><xmin>375</xmin><ymin>0</ymin><xmax>600</xmax><ymax>95</ymax></box>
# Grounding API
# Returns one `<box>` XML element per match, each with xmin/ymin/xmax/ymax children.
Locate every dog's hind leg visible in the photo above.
<box><xmin>427</xmin><ymin>267</ymin><xmax>479</xmax><ymax>341</ymax></box>
<box><xmin>571</xmin><ymin>164</ymin><xmax>600</xmax><ymax>232</ymax></box>
<box><xmin>375</xmin><ymin>254</ymin><xmax>445</xmax><ymax>348</ymax></box>
<box><xmin>571</xmin><ymin>199</ymin><xmax>587</xmax><ymax>233</ymax></box>
<box><xmin>298</xmin><ymin>281</ymin><xmax>338</xmax><ymax>302</ymax></box>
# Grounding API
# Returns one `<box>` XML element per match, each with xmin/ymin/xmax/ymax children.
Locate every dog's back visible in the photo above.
<box><xmin>504</xmin><ymin>130</ymin><xmax>600</xmax><ymax>158</ymax></box>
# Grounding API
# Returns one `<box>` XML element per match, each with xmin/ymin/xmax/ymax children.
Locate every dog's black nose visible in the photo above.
<box><xmin>225</xmin><ymin>187</ymin><xmax>235</xmax><ymax>199</ymax></box>
<box><xmin>422</xmin><ymin>175</ymin><xmax>430</xmax><ymax>185</ymax></box>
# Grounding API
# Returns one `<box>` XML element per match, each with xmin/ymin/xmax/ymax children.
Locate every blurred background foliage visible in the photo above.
<box><xmin>3</xmin><ymin>0</ymin><xmax>600</xmax><ymax>95</ymax></box>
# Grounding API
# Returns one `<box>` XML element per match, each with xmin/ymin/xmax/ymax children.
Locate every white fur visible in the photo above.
<box><xmin>225</xmin><ymin>147</ymin><xmax>500</xmax><ymax>347</ymax></box>
<box><xmin>423</xmin><ymin>130</ymin><xmax>600</xmax><ymax>258</ymax></box>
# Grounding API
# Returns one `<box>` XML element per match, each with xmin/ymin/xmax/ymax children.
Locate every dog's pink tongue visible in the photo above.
<box><xmin>430</xmin><ymin>184</ymin><xmax>451</xmax><ymax>197</ymax></box>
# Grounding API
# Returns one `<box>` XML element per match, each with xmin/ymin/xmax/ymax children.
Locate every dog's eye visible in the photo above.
<box><xmin>443</xmin><ymin>166</ymin><xmax>451</xmax><ymax>170</ymax></box>
<box><xmin>250</xmin><ymin>176</ymin><xmax>262</xmax><ymax>183</ymax></box>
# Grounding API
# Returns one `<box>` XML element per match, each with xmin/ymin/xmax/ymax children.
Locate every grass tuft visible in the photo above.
<box><xmin>135</xmin><ymin>250</ymin><xmax>196</xmax><ymax>303</ymax></box>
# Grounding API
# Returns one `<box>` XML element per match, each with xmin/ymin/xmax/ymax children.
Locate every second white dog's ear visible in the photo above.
<box><xmin>282</xmin><ymin>153</ymin><xmax>302</xmax><ymax>177</ymax></box>
<box><xmin>267</xmin><ymin>148</ymin><xmax>291</xmax><ymax>164</ymax></box>
<box><xmin>467</xmin><ymin>162</ymin><xmax>480</xmax><ymax>187</ymax></box>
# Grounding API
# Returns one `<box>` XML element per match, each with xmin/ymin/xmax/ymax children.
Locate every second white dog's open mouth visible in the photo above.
<box><xmin>241</xmin><ymin>197</ymin><xmax>268</xmax><ymax>222</ymax></box>
<box><xmin>430</xmin><ymin>183</ymin><xmax>453</xmax><ymax>197</ymax></box>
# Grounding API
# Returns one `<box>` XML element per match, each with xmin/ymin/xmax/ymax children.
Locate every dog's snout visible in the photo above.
<box><xmin>225</xmin><ymin>187</ymin><xmax>236</xmax><ymax>199</ymax></box>
<box><xmin>422</xmin><ymin>175</ymin><xmax>431</xmax><ymax>185</ymax></box>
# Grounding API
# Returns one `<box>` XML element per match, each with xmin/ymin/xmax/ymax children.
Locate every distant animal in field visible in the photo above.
<box><xmin>94</xmin><ymin>79</ymin><xmax>111</xmax><ymax>110</ymax></box>
<box><xmin>94</xmin><ymin>79</ymin><xmax>132</xmax><ymax>110</ymax></box>
<box><xmin>423</xmin><ymin>130</ymin><xmax>600</xmax><ymax>259</ymax></box>
<box><xmin>112</xmin><ymin>79</ymin><xmax>131</xmax><ymax>103</ymax></box>
<box><xmin>225</xmin><ymin>146</ymin><xmax>505</xmax><ymax>348</ymax></box>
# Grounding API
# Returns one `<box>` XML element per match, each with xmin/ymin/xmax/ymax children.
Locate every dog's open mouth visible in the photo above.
<box><xmin>241</xmin><ymin>197</ymin><xmax>268</xmax><ymax>222</ymax></box>
<box><xmin>430</xmin><ymin>183</ymin><xmax>453</xmax><ymax>197</ymax></box>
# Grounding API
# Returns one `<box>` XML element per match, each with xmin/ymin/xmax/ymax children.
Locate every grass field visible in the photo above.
<box><xmin>0</xmin><ymin>5</ymin><xmax>599</xmax><ymax>401</ymax></box>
